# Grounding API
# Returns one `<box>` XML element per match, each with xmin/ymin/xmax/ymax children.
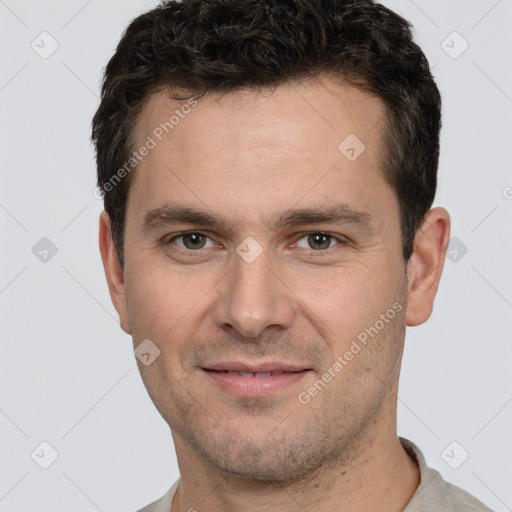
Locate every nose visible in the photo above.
<box><xmin>211</xmin><ymin>247</ymin><xmax>295</xmax><ymax>338</ymax></box>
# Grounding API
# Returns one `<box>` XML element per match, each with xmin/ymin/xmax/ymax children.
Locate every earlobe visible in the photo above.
<box><xmin>98</xmin><ymin>211</ymin><xmax>132</xmax><ymax>334</ymax></box>
<box><xmin>405</xmin><ymin>207</ymin><xmax>451</xmax><ymax>327</ymax></box>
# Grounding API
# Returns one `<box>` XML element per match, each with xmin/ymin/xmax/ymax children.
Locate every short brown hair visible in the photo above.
<box><xmin>92</xmin><ymin>0</ymin><xmax>441</xmax><ymax>268</ymax></box>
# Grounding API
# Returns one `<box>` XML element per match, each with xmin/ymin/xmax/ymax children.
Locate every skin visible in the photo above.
<box><xmin>99</xmin><ymin>76</ymin><xmax>451</xmax><ymax>512</ymax></box>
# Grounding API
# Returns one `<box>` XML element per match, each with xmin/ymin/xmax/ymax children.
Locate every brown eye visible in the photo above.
<box><xmin>164</xmin><ymin>231</ymin><xmax>217</xmax><ymax>257</ymax></box>
<box><xmin>307</xmin><ymin>233</ymin><xmax>333</xmax><ymax>250</ymax></box>
<box><xmin>295</xmin><ymin>232</ymin><xmax>347</xmax><ymax>253</ymax></box>
<box><xmin>181</xmin><ymin>232</ymin><xmax>208</xmax><ymax>249</ymax></box>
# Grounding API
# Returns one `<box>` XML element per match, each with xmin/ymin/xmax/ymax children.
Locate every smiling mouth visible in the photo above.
<box><xmin>202</xmin><ymin>368</ymin><xmax>311</xmax><ymax>396</ymax></box>
<box><xmin>205</xmin><ymin>369</ymin><xmax>304</xmax><ymax>377</ymax></box>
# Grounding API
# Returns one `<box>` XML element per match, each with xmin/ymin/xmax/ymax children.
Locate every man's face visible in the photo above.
<box><xmin>116</xmin><ymin>78</ymin><xmax>410</xmax><ymax>482</ymax></box>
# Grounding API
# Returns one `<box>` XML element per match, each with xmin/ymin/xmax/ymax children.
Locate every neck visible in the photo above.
<box><xmin>170</xmin><ymin>415</ymin><xmax>419</xmax><ymax>512</ymax></box>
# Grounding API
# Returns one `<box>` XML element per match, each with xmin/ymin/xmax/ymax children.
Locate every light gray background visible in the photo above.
<box><xmin>1</xmin><ymin>0</ymin><xmax>511</xmax><ymax>510</ymax></box>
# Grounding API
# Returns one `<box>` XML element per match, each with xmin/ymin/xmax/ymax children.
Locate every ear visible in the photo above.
<box><xmin>405</xmin><ymin>207</ymin><xmax>451</xmax><ymax>327</ymax></box>
<box><xmin>98</xmin><ymin>211</ymin><xmax>131</xmax><ymax>334</ymax></box>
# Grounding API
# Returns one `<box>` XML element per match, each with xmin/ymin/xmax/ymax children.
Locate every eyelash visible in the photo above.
<box><xmin>163</xmin><ymin>231</ymin><xmax>348</xmax><ymax>257</ymax></box>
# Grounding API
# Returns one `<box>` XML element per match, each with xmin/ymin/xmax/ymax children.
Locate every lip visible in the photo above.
<box><xmin>203</xmin><ymin>361</ymin><xmax>309</xmax><ymax>373</ymax></box>
<box><xmin>202</xmin><ymin>361</ymin><xmax>311</xmax><ymax>397</ymax></box>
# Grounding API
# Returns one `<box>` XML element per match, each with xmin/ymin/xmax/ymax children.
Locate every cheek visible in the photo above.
<box><xmin>125</xmin><ymin>267</ymin><xmax>196</xmax><ymax>399</ymax></box>
<box><xmin>124</xmin><ymin>261</ymin><xmax>199</xmax><ymax>344</ymax></box>
<box><xmin>296</xmin><ymin>257</ymin><xmax>405</xmax><ymax>359</ymax></box>
<box><xmin>301</xmin><ymin>262</ymin><xmax>389</xmax><ymax>326</ymax></box>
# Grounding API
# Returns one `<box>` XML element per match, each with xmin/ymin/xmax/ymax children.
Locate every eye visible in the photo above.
<box><xmin>167</xmin><ymin>232</ymin><xmax>216</xmax><ymax>251</ymax></box>
<box><xmin>295</xmin><ymin>232</ymin><xmax>345</xmax><ymax>251</ymax></box>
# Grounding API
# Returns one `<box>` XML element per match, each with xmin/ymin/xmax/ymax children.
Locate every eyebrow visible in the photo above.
<box><xmin>141</xmin><ymin>203</ymin><xmax>376</xmax><ymax>235</ymax></box>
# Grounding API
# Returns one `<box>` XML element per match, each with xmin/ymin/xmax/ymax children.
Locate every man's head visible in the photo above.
<box><xmin>92</xmin><ymin>0</ymin><xmax>441</xmax><ymax>269</ymax></box>
<box><xmin>94</xmin><ymin>0</ymin><xmax>450</xmax><ymax>486</ymax></box>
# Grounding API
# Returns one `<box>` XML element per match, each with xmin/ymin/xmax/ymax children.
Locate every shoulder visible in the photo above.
<box><xmin>135</xmin><ymin>480</ymin><xmax>180</xmax><ymax>512</ymax></box>
<box><xmin>444</xmin><ymin>478</ymin><xmax>494</xmax><ymax>511</ymax></box>
<box><xmin>400</xmin><ymin>438</ymin><xmax>493</xmax><ymax>512</ymax></box>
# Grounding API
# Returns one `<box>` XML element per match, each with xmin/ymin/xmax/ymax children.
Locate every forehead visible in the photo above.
<box><xmin>135</xmin><ymin>77</ymin><xmax>386</xmax><ymax>155</ymax></box>
<box><xmin>127</xmin><ymin>76</ymin><xmax>395</xmax><ymax>230</ymax></box>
